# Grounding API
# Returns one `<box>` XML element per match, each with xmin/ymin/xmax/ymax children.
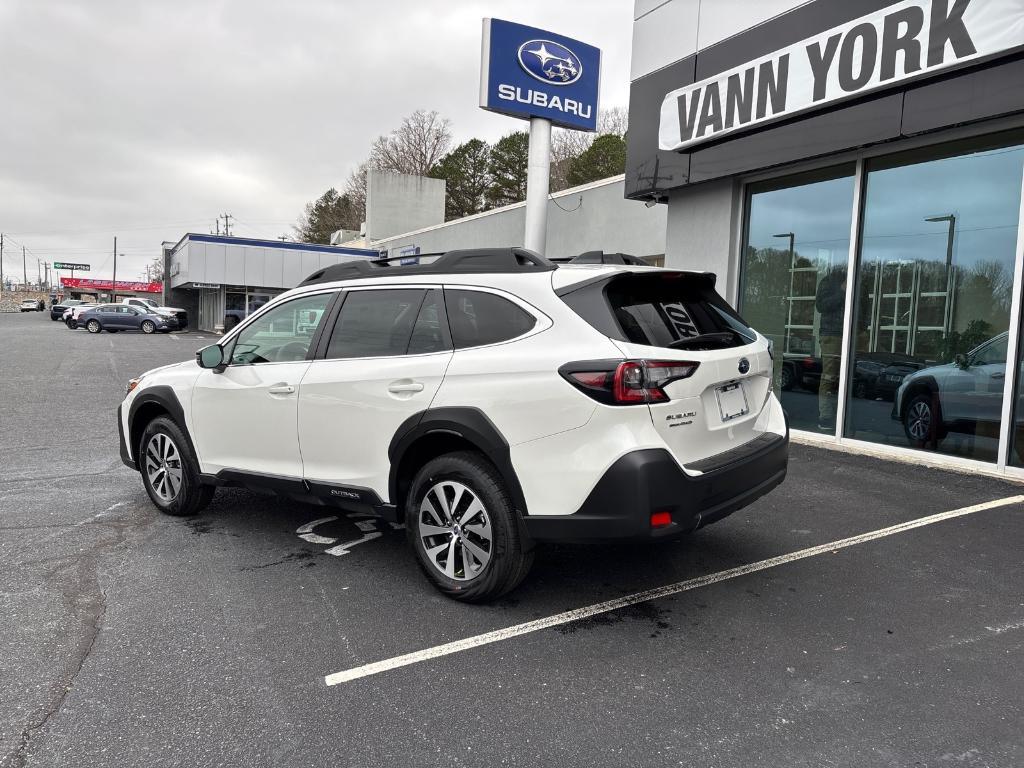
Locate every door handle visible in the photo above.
<box><xmin>388</xmin><ymin>381</ymin><xmax>424</xmax><ymax>394</ymax></box>
<box><xmin>268</xmin><ymin>383</ymin><xmax>296</xmax><ymax>395</ymax></box>
<box><xmin>991</xmin><ymin>372</ymin><xmax>1006</xmax><ymax>380</ymax></box>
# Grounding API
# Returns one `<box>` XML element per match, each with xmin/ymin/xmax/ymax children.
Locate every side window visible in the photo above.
<box><xmin>407</xmin><ymin>290</ymin><xmax>450</xmax><ymax>355</ymax></box>
<box><xmin>325</xmin><ymin>289</ymin><xmax>425</xmax><ymax>359</ymax></box>
<box><xmin>445</xmin><ymin>289</ymin><xmax>536</xmax><ymax>349</ymax></box>
<box><xmin>229</xmin><ymin>293</ymin><xmax>333</xmax><ymax>365</ymax></box>
<box><xmin>973</xmin><ymin>335</ymin><xmax>1008</xmax><ymax>366</ymax></box>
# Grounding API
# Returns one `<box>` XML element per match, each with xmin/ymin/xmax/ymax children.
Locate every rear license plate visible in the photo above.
<box><xmin>716</xmin><ymin>382</ymin><xmax>748</xmax><ymax>422</ymax></box>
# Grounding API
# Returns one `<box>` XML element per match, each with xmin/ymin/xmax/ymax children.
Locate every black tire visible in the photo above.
<box><xmin>86</xmin><ymin>319</ymin><xmax>102</xmax><ymax>334</ymax></box>
<box><xmin>141</xmin><ymin>320</ymin><xmax>156</xmax><ymax>334</ymax></box>
<box><xmin>66</xmin><ymin>318</ymin><xmax>78</xmax><ymax>329</ymax></box>
<box><xmin>51</xmin><ymin>315</ymin><xmax>60</xmax><ymax>321</ymax></box>
<box><xmin>903</xmin><ymin>393</ymin><xmax>943</xmax><ymax>447</ymax></box>
<box><xmin>780</xmin><ymin>364</ymin><xmax>795</xmax><ymax>391</ymax></box>
<box><xmin>138</xmin><ymin>416</ymin><xmax>214</xmax><ymax>517</ymax></box>
<box><xmin>853</xmin><ymin>380</ymin><xmax>868</xmax><ymax>399</ymax></box>
<box><xmin>406</xmin><ymin>451</ymin><xmax>533</xmax><ymax>603</ymax></box>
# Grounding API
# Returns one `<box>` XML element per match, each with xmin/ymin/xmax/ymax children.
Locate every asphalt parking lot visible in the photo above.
<box><xmin>2</xmin><ymin>311</ymin><xmax>1023</xmax><ymax>767</ymax></box>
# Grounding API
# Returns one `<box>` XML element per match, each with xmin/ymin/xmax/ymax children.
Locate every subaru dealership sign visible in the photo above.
<box><xmin>479</xmin><ymin>18</ymin><xmax>601</xmax><ymax>131</ymax></box>
<box><xmin>659</xmin><ymin>0</ymin><xmax>1024</xmax><ymax>152</ymax></box>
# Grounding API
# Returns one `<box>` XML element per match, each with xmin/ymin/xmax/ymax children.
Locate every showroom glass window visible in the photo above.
<box><xmin>845</xmin><ymin>137</ymin><xmax>1024</xmax><ymax>464</ymax></box>
<box><xmin>740</xmin><ymin>167</ymin><xmax>855</xmax><ymax>434</ymax></box>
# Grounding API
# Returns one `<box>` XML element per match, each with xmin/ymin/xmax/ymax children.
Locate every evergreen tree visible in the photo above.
<box><xmin>486</xmin><ymin>131</ymin><xmax>529</xmax><ymax>207</ymax></box>
<box><xmin>430</xmin><ymin>138</ymin><xmax>491</xmax><ymax>221</ymax></box>
<box><xmin>294</xmin><ymin>188</ymin><xmax>360</xmax><ymax>244</ymax></box>
<box><xmin>566</xmin><ymin>133</ymin><xmax>627</xmax><ymax>187</ymax></box>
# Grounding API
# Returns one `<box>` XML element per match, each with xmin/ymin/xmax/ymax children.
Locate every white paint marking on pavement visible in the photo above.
<box><xmin>324</xmin><ymin>533</ymin><xmax>382</xmax><ymax>557</ymax></box>
<box><xmin>985</xmin><ymin>619</ymin><xmax>1024</xmax><ymax>635</ymax></box>
<box><xmin>324</xmin><ymin>495</ymin><xmax>1024</xmax><ymax>686</ymax></box>
<box><xmin>168</xmin><ymin>333</ymin><xmax>179</xmax><ymax>341</ymax></box>
<box><xmin>106</xmin><ymin>501</ymin><xmax>127</xmax><ymax>511</ymax></box>
<box><xmin>297</xmin><ymin>516</ymin><xmax>339</xmax><ymax>545</ymax></box>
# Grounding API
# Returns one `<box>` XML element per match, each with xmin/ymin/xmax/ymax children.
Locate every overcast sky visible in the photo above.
<box><xmin>0</xmin><ymin>0</ymin><xmax>632</xmax><ymax>284</ymax></box>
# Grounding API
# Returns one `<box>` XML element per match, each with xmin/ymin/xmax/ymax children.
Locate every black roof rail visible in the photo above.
<box><xmin>299</xmin><ymin>247</ymin><xmax>556</xmax><ymax>286</ymax></box>
<box><xmin>570</xmin><ymin>251</ymin><xmax>652</xmax><ymax>266</ymax></box>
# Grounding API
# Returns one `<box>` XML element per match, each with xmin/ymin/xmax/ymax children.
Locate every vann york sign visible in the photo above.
<box><xmin>659</xmin><ymin>0</ymin><xmax>1024</xmax><ymax>152</ymax></box>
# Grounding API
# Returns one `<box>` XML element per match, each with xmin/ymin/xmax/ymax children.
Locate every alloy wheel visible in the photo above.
<box><xmin>907</xmin><ymin>400</ymin><xmax>932</xmax><ymax>441</ymax></box>
<box><xmin>418</xmin><ymin>480</ymin><xmax>493</xmax><ymax>581</ymax></box>
<box><xmin>145</xmin><ymin>433</ymin><xmax>184</xmax><ymax>502</ymax></box>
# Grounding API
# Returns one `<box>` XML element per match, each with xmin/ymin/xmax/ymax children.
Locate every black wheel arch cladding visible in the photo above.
<box><xmin>127</xmin><ymin>385</ymin><xmax>199</xmax><ymax>466</ymax></box>
<box><xmin>389</xmin><ymin>407</ymin><xmax>528</xmax><ymax>516</ymax></box>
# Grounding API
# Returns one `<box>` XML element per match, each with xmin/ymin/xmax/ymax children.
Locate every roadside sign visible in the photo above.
<box><xmin>52</xmin><ymin>262</ymin><xmax>90</xmax><ymax>271</ymax></box>
<box><xmin>479</xmin><ymin>19</ymin><xmax>601</xmax><ymax>132</ymax></box>
<box><xmin>398</xmin><ymin>245</ymin><xmax>420</xmax><ymax>266</ymax></box>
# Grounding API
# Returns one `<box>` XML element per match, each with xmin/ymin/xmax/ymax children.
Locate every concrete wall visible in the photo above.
<box><xmin>373</xmin><ymin>176</ymin><xmax>667</xmax><ymax>261</ymax></box>
<box><xmin>664</xmin><ymin>177</ymin><xmax>742</xmax><ymax>301</ymax></box>
<box><xmin>366</xmin><ymin>171</ymin><xmax>446</xmax><ymax>242</ymax></box>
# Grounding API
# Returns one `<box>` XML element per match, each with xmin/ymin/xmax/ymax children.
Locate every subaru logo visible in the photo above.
<box><xmin>738</xmin><ymin>358</ymin><xmax>750</xmax><ymax>374</ymax></box>
<box><xmin>517</xmin><ymin>40</ymin><xmax>583</xmax><ymax>86</ymax></box>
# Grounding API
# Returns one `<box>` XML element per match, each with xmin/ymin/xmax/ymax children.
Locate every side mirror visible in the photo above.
<box><xmin>197</xmin><ymin>344</ymin><xmax>226</xmax><ymax>372</ymax></box>
<box><xmin>954</xmin><ymin>353</ymin><xmax>968</xmax><ymax>370</ymax></box>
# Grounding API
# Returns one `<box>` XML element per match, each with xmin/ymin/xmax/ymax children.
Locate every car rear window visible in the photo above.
<box><xmin>445</xmin><ymin>289</ymin><xmax>536</xmax><ymax>349</ymax></box>
<box><xmin>560</xmin><ymin>272</ymin><xmax>756</xmax><ymax>350</ymax></box>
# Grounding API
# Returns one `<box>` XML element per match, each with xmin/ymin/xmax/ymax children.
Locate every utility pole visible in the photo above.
<box><xmin>22</xmin><ymin>245</ymin><xmax>27</xmax><ymax>289</ymax></box>
<box><xmin>112</xmin><ymin>236</ymin><xmax>117</xmax><ymax>302</ymax></box>
<box><xmin>221</xmin><ymin>213</ymin><xmax>233</xmax><ymax>237</ymax></box>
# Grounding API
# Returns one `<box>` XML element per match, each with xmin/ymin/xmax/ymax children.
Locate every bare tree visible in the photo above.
<box><xmin>369</xmin><ymin>109</ymin><xmax>453</xmax><ymax>176</ymax></box>
<box><xmin>599</xmin><ymin>106</ymin><xmax>629</xmax><ymax>137</ymax></box>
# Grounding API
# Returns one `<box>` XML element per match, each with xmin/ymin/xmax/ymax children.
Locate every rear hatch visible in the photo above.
<box><xmin>558</xmin><ymin>269</ymin><xmax>773</xmax><ymax>469</ymax></box>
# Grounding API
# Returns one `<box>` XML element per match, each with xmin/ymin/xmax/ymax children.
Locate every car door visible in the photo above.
<box><xmin>100</xmin><ymin>306</ymin><xmax>124</xmax><ymax>329</ymax></box>
<box><xmin>940</xmin><ymin>334</ymin><xmax>1008</xmax><ymax>424</ymax></box>
<box><xmin>190</xmin><ymin>291</ymin><xmax>337</xmax><ymax>479</ymax></box>
<box><xmin>298</xmin><ymin>287</ymin><xmax>453</xmax><ymax>501</ymax></box>
<box><xmin>121</xmin><ymin>306</ymin><xmax>144</xmax><ymax>330</ymax></box>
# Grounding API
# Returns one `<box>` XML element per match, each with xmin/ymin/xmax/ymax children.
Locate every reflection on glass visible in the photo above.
<box><xmin>845</xmin><ymin>139</ymin><xmax>1024</xmax><ymax>463</ymax></box>
<box><xmin>740</xmin><ymin>168</ymin><xmax>855</xmax><ymax>433</ymax></box>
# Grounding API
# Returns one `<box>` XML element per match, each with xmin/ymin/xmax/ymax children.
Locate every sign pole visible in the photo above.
<box><xmin>524</xmin><ymin>116</ymin><xmax>551</xmax><ymax>255</ymax></box>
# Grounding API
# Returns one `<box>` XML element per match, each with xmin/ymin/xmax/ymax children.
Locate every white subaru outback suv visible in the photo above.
<box><xmin>118</xmin><ymin>248</ymin><xmax>788</xmax><ymax>602</ymax></box>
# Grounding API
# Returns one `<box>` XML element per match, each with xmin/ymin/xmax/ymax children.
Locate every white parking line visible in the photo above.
<box><xmin>324</xmin><ymin>495</ymin><xmax>1024</xmax><ymax>686</ymax></box>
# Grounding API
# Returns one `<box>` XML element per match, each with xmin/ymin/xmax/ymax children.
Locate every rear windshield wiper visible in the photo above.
<box><xmin>667</xmin><ymin>331</ymin><xmax>741</xmax><ymax>350</ymax></box>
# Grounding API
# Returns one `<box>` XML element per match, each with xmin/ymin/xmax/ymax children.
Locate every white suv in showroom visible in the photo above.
<box><xmin>118</xmin><ymin>249</ymin><xmax>788</xmax><ymax>601</ymax></box>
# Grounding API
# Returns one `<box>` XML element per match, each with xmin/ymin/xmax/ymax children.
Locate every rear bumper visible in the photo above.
<box><xmin>522</xmin><ymin>431</ymin><xmax>788</xmax><ymax>541</ymax></box>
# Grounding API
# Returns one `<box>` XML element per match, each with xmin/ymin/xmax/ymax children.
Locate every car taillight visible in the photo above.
<box><xmin>562</xmin><ymin>360</ymin><xmax>699</xmax><ymax>405</ymax></box>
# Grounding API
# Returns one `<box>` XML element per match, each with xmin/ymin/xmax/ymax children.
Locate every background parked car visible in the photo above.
<box><xmin>851</xmin><ymin>359</ymin><xmax>887</xmax><ymax>399</ymax></box>
<box><xmin>874</xmin><ymin>361</ymin><xmax>925</xmax><ymax>401</ymax></box>
<box><xmin>63</xmin><ymin>304</ymin><xmax>98</xmax><ymax>328</ymax></box>
<box><xmin>19</xmin><ymin>299</ymin><xmax>41</xmax><ymax>312</ymax></box>
<box><xmin>119</xmin><ymin>297</ymin><xmax>189</xmax><ymax>329</ymax></box>
<box><xmin>50</xmin><ymin>298</ymin><xmax>86</xmax><ymax>321</ymax></box>
<box><xmin>78</xmin><ymin>304</ymin><xmax>179</xmax><ymax>334</ymax></box>
<box><xmin>895</xmin><ymin>333</ymin><xmax>1010</xmax><ymax>452</ymax></box>
<box><xmin>780</xmin><ymin>355</ymin><xmax>821</xmax><ymax>391</ymax></box>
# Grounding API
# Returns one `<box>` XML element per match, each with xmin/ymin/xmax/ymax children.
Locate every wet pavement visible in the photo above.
<box><xmin>2</xmin><ymin>311</ymin><xmax>1022</xmax><ymax>767</ymax></box>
